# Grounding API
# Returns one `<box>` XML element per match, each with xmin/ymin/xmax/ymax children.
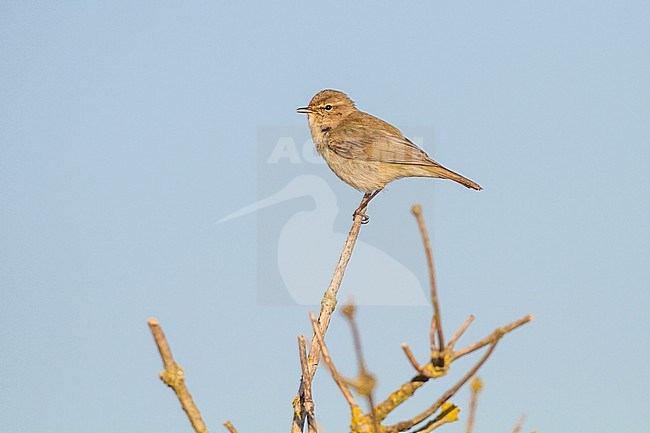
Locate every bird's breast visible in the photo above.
<box><xmin>308</xmin><ymin>123</ymin><xmax>330</xmax><ymax>156</ymax></box>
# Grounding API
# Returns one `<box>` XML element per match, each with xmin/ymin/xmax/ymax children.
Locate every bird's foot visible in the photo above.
<box><xmin>352</xmin><ymin>190</ymin><xmax>382</xmax><ymax>225</ymax></box>
<box><xmin>353</xmin><ymin>208</ymin><xmax>370</xmax><ymax>224</ymax></box>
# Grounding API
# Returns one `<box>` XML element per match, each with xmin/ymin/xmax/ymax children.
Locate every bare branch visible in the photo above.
<box><xmin>429</xmin><ymin>316</ymin><xmax>438</xmax><ymax>354</ymax></box>
<box><xmin>342</xmin><ymin>304</ymin><xmax>379</xmax><ymax>433</ymax></box>
<box><xmin>411</xmin><ymin>205</ymin><xmax>444</xmax><ymax>352</ymax></box>
<box><xmin>292</xmin><ymin>197</ymin><xmax>367</xmax><ymax>433</ymax></box>
<box><xmin>298</xmin><ymin>336</ymin><xmax>312</xmax><ymax>398</ymax></box>
<box><xmin>298</xmin><ymin>336</ymin><xmax>317</xmax><ymax>433</ymax></box>
<box><xmin>376</xmin><ymin>311</ymin><xmax>533</xmax><ymax>427</ymax></box>
<box><xmin>374</xmin><ymin>374</ymin><xmax>430</xmax><ymax>424</ymax></box>
<box><xmin>453</xmin><ymin>315</ymin><xmax>534</xmax><ymax>361</ymax></box>
<box><xmin>148</xmin><ymin>318</ymin><xmax>209</xmax><ymax>433</ymax></box>
<box><xmin>510</xmin><ymin>415</ymin><xmax>526</xmax><ymax>433</ymax></box>
<box><xmin>223</xmin><ymin>421</ymin><xmax>238</xmax><ymax>433</ymax></box>
<box><xmin>414</xmin><ymin>417</ymin><xmax>449</xmax><ymax>433</ymax></box>
<box><xmin>308</xmin><ymin>207</ymin><xmax>367</xmax><ymax>373</ymax></box>
<box><xmin>446</xmin><ymin>315</ymin><xmax>475</xmax><ymax>352</ymax></box>
<box><xmin>465</xmin><ymin>377</ymin><xmax>483</xmax><ymax>433</ymax></box>
<box><xmin>411</xmin><ymin>403</ymin><xmax>459</xmax><ymax>433</ymax></box>
<box><xmin>341</xmin><ymin>304</ymin><xmax>370</xmax><ymax>377</ymax></box>
<box><xmin>286</xmin><ymin>202</ymin><xmax>535</xmax><ymax>433</ymax></box>
<box><xmin>401</xmin><ymin>343</ymin><xmax>424</xmax><ymax>372</ymax></box>
<box><xmin>310</xmin><ymin>312</ymin><xmax>358</xmax><ymax>410</ymax></box>
<box><xmin>389</xmin><ymin>341</ymin><xmax>498</xmax><ymax>433</ymax></box>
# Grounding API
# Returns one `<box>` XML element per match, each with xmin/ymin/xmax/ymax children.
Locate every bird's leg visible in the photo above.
<box><xmin>353</xmin><ymin>189</ymin><xmax>383</xmax><ymax>224</ymax></box>
<box><xmin>353</xmin><ymin>194</ymin><xmax>372</xmax><ymax>224</ymax></box>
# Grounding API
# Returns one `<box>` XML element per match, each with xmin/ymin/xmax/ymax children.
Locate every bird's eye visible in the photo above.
<box><xmin>325</xmin><ymin>104</ymin><xmax>332</xmax><ymax>111</ymax></box>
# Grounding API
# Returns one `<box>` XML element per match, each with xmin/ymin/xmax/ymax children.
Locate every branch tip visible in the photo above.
<box><xmin>148</xmin><ymin>319</ymin><xmax>208</xmax><ymax>433</ymax></box>
<box><xmin>223</xmin><ymin>420</ymin><xmax>238</xmax><ymax>433</ymax></box>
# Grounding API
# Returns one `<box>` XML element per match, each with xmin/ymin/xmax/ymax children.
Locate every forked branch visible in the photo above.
<box><xmin>387</xmin><ymin>342</ymin><xmax>498</xmax><ymax>433</ymax></box>
<box><xmin>291</xmin><ymin>195</ymin><xmax>370</xmax><ymax>433</ymax></box>
<box><xmin>452</xmin><ymin>314</ymin><xmax>534</xmax><ymax>361</ymax></box>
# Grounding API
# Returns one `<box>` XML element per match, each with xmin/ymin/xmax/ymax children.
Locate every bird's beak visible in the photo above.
<box><xmin>296</xmin><ymin>107</ymin><xmax>313</xmax><ymax>114</ymax></box>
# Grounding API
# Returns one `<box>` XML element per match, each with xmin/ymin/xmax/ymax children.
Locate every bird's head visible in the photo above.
<box><xmin>297</xmin><ymin>89</ymin><xmax>356</xmax><ymax>129</ymax></box>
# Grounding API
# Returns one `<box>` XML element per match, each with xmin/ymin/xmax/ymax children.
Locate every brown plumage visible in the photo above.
<box><xmin>297</xmin><ymin>89</ymin><xmax>482</xmax><ymax>193</ymax></box>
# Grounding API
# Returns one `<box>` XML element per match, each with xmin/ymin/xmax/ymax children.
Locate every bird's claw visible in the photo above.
<box><xmin>353</xmin><ymin>210</ymin><xmax>370</xmax><ymax>224</ymax></box>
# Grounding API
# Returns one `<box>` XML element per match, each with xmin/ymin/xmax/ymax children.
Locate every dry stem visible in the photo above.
<box><xmin>464</xmin><ymin>377</ymin><xmax>483</xmax><ymax>433</ymax></box>
<box><xmin>446</xmin><ymin>315</ymin><xmax>475</xmax><ymax>352</ymax></box>
<box><xmin>510</xmin><ymin>415</ymin><xmax>526</xmax><ymax>433</ymax></box>
<box><xmin>375</xmin><ymin>315</ymin><xmax>533</xmax><ymax>427</ymax></box>
<box><xmin>452</xmin><ymin>314</ymin><xmax>534</xmax><ymax>361</ymax></box>
<box><xmin>411</xmin><ymin>205</ymin><xmax>444</xmax><ymax>352</ymax></box>
<box><xmin>148</xmin><ymin>318</ymin><xmax>209</xmax><ymax>433</ymax></box>
<box><xmin>310</xmin><ymin>312</ymin><xmax>358</xmax><ymax>409</ymax></box>
<box><xmin>223</xmin><ymin>421</ymin><xmax>238</xmax><ymax>433</ymax></box>
<box><xmin>412</xmin><ymin>403</ymin><xmax>459</xmax><ymax>433</ymax></box>
<box><xmin>298</xmin><ymin>336</ymin><xmax>317</xmax><ymax>433</ymax></box>
<box><xmin>291</xmin><ymin>196</ymin><xmax>368</xmax><ymax>433</ymax></box>
<box><xmin>388</xmin><ymin>342</ymin><xmax>498</xmax><ymax>433</ymax></box>
<box><xmin>342</xmin><ymin>305</ymin><xmax>380</xmax><ymax>433</ymax></box>
<box><xmin>401</xmin><ymin>343</ymin><xmax>423</xmax><ymax>373</ymax></box>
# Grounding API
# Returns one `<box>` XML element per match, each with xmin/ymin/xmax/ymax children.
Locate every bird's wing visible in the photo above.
<box><xmin>328</xmin><ymin>122</ymin><xmax>438</xmax><ymax>166</ymax></box>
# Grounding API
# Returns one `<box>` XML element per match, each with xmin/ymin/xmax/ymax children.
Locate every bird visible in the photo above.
<box><xmin>297</xmin><ymin>89</ymin><xmax>481</xmax><ymax>218</ymax></box>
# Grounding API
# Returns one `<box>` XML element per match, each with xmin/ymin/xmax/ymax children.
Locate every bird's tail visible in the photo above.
<box><xmin>423</xmin><ymin>165</ymin><xmax>482</xmax><ymax>190</ymax></box>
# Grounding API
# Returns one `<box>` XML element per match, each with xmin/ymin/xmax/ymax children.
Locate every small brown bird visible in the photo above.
<box><xmin>297</xmin><ymin>89</ymin><xmax>481</xmax><ymax>217</ymax></box>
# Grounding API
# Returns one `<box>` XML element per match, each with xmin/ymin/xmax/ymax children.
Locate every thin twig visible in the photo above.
<box><xmin>414</xmin><ymin>417</ymin><xmax>450</xmax><ymax>433</ymax></box>
<box><xmin>291</xmin><ymin>196</ymin><xmax>367</xmax><ymax>433</ymax></box>
<box><xmin>310</xmin><ymin>312</ymin><xmax>359</xmax><ymax>409</ymax></box>
<box><xmin>342</xmin><ymin>305</ymin><xmax>369</xmax><ymax>375</ymax></box>
<box><xmin>510</xmin><ymin>415</ymin><xmax>526</xmax><ymax>433</ymax></box>
<box><xmin>342</xmin><ymin>304</ymin><xmax>379</xmax><ymax>433</ymax></box>
<box><xmin>223</xmin><ymin>421</ymin><xmax>238</xmax><ymax>433</ymax></box>
<box><xmin>412</xmin><ymin>205</ymin><xmax>444</xmax><ymax>352</ymax></box>
<box><xmin>453</xmin><ymin>315</ymin><xmax>534</xmax><ymax>361</ymax></box>
<box><xmin>298</xmin><ymin>336</ymin><xmax>317</xmax><ymax>433</ymax></box>
<box><xmin>148</xmin><ymin>318</ymin><xmax>209</xmax><ymax>433</ymax></box>
<box><xmin>401</xmin><ymin>343</ymin><xmax>424</xmax><ymax>372</ymax></box>
<box><xmin>465</xmin><ymin>377</ymin><xmax>483</xmax><ymax>433</ymax></box>
<box><xmin>308</xmin><ymin>210</ymin><xmax>365</xmax><ymax>372</ymax></box>
<box><xmin>429</xmin><ymin>317</ymin><xmax>438</xmax><ymax>354</ymax></box>
<box><xmin>412</xmin><ymin>403</ymin><xmax>459</xmax><ymax>433</ymax></box>
<box><xmin>446</xmin><ymin>315</ymin><xmax>475</xmax><ymax>352</ymax></box>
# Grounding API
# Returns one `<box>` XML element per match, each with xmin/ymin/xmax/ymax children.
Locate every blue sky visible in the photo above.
<box><xmin>1</xmin><ymin>2</ymin><xmax>649</xmax><ymax>432</ymax></box>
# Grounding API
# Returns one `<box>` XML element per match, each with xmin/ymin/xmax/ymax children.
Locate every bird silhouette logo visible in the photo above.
<box><xmin>218</xmin><ymin>175</ymin><xmax>428</xmax><ymax>306</ymax></box>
